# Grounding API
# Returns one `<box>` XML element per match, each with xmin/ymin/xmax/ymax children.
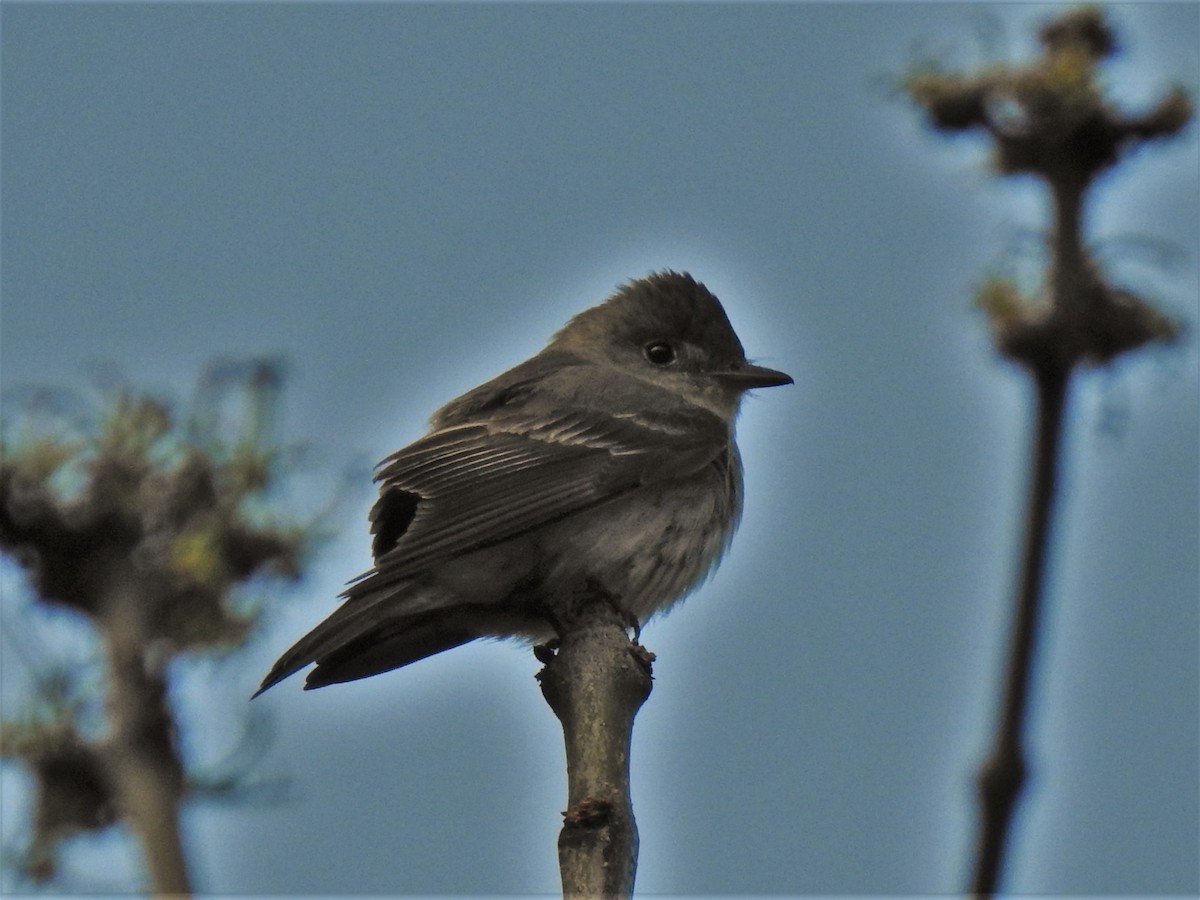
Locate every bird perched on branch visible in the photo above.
<box><xmin>256</xmin><ymin>271</ymin><xmax>791</xmax><ymax>694</ymax></box>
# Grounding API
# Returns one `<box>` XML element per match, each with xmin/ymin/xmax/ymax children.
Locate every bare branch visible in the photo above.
<box><xmin>537</xmin><ymin>584</ymin><xmax>653</xmax><ymax>898</ymax></box>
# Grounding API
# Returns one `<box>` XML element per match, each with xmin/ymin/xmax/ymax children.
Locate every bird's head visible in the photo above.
<box><xmin>551</xmin><ymin>271</ymin><xmax>793</xmax><ymax>418</ymax></box>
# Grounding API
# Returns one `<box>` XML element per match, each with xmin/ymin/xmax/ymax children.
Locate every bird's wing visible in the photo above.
<box><xmin>344</xmin><ymin>406</ymin><xmax>728</xmax><ymax>598</ymax></box>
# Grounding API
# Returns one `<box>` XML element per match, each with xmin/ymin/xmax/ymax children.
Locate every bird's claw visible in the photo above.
<box><xmin>533</xmin><ymin>640</ymin><xmax>559</xmax><ymax>664</ymax></box>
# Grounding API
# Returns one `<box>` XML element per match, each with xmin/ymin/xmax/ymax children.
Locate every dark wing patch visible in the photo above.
<box><xmin>345</xmin><ymin>407</ymin><xmax>728</xmax><ymax>599</ymax></box>
<box><xmin>371</xmin><ymin>487</ymin><xmax>421</xmax><ymax>557</ymax></box>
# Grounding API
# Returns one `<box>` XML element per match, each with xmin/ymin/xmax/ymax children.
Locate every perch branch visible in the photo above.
<box><xmin>537</xmin><ymin>584</ymin><xmax>653</xmax><ymax>898</ymax></box>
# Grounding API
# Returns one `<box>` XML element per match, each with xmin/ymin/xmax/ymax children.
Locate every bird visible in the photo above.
<box><xmin>255</xmin><ymin>271</ymin><xmax>791</xmax><ymax>695</ymax></box>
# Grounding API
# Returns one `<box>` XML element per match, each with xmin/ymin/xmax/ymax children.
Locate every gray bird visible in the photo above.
<box><xmin>255</xmin><ymin>271</ymin><xmax>791</xmax><ymax>694</ymax></box>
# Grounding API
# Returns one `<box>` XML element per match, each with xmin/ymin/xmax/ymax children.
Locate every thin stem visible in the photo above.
<box><xmin>1050</xmin><ymin>178</ymin><xmax>1090</xmax><ymax>321</ymax></box>
<box><xmin>970</xmin><ymin>366</ymin><xmax>1071</xmax><ymax>897</ymax></box>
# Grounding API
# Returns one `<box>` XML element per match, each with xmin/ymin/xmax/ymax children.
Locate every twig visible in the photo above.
<box><xmin>971</xmin><ymin>367</ymin><xmax>1068</xmax><ymax>896</ymax></box>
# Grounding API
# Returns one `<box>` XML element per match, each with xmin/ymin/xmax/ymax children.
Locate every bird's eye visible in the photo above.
<box><xmin>643</xmin><ymin>341</ymin><xmax>676</xmax><ymax>365</ymax></box>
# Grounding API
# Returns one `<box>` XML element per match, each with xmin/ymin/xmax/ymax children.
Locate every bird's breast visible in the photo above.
<box><xmin>537</xmin><ymin>451</ymin><xmax>742</xmax><ymax>623</ymax></box>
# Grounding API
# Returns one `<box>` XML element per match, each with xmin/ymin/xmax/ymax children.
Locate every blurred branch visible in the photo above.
<box><xmin>971</xmin><ymin>368</ymin><xmax>1066</xmax><ymax>894</ymax></box>
<box><xmin>100</xmin><ymin>564</ymin><xmax>191</xmax><ymax>894</ymax></box>
<box><xmin>0</xmin><ymin>359</ymin><xmax>315</xmax><ymax>892</ymax></box>
<box><xmin>537</xmin><ymin>582</ymin><xmax>653</xmax><ymax>898</ymax></box>
<box><xmin>905</xmin><ymin>7</ymin><xmax>1191</xmax><ymax>896</ymax></box>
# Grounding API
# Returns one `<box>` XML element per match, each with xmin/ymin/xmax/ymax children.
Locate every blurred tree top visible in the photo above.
<box><xmin>1</xmin><ymin>359</ymin><xmax>316</xmax><ymax>891</ymax></box>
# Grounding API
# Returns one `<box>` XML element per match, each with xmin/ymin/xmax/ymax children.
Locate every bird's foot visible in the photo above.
<box><xmin>533</xmin><ymin>640</ymin><xmax>559</xmax><ymax>664</ymax></box>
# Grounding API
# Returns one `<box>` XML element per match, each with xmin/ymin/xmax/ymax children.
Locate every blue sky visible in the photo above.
<box><xmin>2</xmin><ymin>2</ymin><xmax>1197</xmax><ymax>894</ymax></box>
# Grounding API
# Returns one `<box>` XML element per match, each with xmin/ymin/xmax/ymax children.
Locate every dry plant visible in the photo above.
<box><xmin>0</xmin><ymin>360</ymin><xmax>319</xmax><ymax>894</ymax></box>
<box><xmin>905</xmin><ymin>6</ymin><xmax>1190</xmax><ymax>895</ymax></box>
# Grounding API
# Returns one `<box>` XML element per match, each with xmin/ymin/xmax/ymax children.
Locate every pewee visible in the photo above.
<box><xmin>256</xmin><ymin>271</ymin><xmax>791</xmax><ymax>694</ymax></box>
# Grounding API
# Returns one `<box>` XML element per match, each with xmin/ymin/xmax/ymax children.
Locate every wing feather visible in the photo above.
<box><xmin>344</xmin><ymin>407</ymin><xmax>727</xmax><ymax>599</ymax></box>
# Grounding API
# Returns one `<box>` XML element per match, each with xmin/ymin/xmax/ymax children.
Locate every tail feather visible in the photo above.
<box><xmin>254</xmin><ymin>596</ymin><xmax>384</xmax><ymax>696</ymax></box>
<box><xmin>301</xmin><ymin>613</ymin><xmax>477</xmax><ymax>689</ymax></box>
<box><xmin>253</xmin><ymin>596</ymin><xmax>479</xmax><ymax>696</ymax></box>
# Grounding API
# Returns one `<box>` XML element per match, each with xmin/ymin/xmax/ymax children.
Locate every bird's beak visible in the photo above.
<box><xmin>716</xmin><ymin>362</ymin><xmax>794</xmax><ymax>390</ymax></box>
